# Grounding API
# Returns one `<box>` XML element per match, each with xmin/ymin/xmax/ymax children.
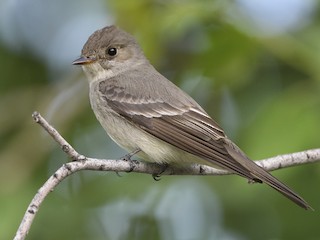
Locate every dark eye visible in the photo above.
<box><xmin>107</xmin><ymin>47</ymin><xmax>117</xmax><ymax>56</ymax></box>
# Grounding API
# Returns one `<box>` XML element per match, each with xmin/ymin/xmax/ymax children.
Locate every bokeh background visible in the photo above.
<box><xmin>1</xmin><ymin>0</ymin><xmax>320</xmax><ymax>239</ymax></box>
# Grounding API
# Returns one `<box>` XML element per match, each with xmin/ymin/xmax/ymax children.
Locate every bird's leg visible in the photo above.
<box><xmin>121</xmin><ymin>148</ymin><xmax>141</xmax><ymax>172</ymax></box>
<box><xmin>122</xmin><ymin>148</ymin><xmax>141</xmax><ymax>161</ymax></box>
<box><xmin>152</xmin><ymin>163</ymin><xmax>169</xmax><ymax>181</ymax></box>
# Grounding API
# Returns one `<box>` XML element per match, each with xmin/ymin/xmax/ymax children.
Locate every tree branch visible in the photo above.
<box><xmin>14</xmin><ymin>111</ymin><xmax>320</xmax><ymax>240</ymax></box>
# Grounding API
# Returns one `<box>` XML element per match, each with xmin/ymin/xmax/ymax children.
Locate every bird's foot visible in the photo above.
<box><xmin>152</xmin><ymin>163</ymin><xmax>169</xmax><ymax>181</ymax></box>
<box><xmin>121</xmin><ymin>148</ymin><xmax>141</xmax><ymax>172</ymax></box>
<box><xmin>122</xmin><ymin>148</ymin><xmax>141</xmax><ymax>161</ymax></box>
<box><xmin>247</xmin><ymin>178</ymin><xmax>263</xmax><ymax>184</ymax></box>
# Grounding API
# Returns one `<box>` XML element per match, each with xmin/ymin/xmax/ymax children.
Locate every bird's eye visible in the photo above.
<box><xmin>107</xmin><ymin>47</ymin><xmax>117</xmax><ymax>56</ymax></box>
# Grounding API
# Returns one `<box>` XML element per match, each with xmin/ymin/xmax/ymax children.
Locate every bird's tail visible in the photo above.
<box><xmin>225</xmin><ymin>140</ymin><xmax>313</xmax><ymax>210</ymax></box>
<box><xmin>249</xmin><ymin>162</ymin><xmax>312</xmax><ymax>210</ymax></box>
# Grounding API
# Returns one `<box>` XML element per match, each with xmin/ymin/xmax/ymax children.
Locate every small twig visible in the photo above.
<box><xmin>32</xmin><ymin>112</ymin><xmax>85</xmax><ymax>161</ymax></box>
<box><xmin>13</xmin><ymin>112</ymin><xmax>320</xmax><ymax>240</ymax></box>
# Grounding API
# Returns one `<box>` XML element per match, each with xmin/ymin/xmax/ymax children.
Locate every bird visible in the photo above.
<box><xmin>73</xmin><ymin>25</ymin><xmax>311</xmax><ymax>210</ymax></box>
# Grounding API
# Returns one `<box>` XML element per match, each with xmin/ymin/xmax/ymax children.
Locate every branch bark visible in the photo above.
<box><xmin>14</xmin><ymin>111</ymin><xmax>320</xmax><ymax>240</ymax></box>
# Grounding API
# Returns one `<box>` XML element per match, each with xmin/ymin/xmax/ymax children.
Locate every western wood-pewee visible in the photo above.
<box><xmin>73</xmin><ymin>25</ymin><xmax>311</xmax><ymax>210</ymax></box>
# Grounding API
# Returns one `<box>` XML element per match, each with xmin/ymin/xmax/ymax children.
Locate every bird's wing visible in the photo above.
<box><xmin>98</xmin><ymin>81</ymin><xmax>258</xmax><ymax>180</ymax></box>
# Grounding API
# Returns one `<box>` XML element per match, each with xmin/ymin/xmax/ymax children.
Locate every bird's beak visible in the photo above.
<box><xmin>72</xmin><ymin>56</ymin><xmax>96</xmax><ymax>65</ymax></box>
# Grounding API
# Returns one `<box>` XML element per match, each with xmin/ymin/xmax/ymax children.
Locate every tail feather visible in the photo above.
<box><xmin>224</xmin><ymin>140</ymin><xmax>313</xmax><ymax>210</ymax></box>
<box><xmin>249</xmin><ymin>162</ymin><xmax>312</xmax><ymax>210</ymax></box>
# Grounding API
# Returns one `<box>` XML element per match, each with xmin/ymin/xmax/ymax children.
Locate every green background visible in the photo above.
<box><xmin>1</xmin><ymin>0</ymin><xmax>319</xmax><ymax>239</ymax></box>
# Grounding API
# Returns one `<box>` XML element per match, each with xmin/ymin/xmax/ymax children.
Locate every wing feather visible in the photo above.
<box><xmin>105</xmin><ymin>90</ymin><xmax>257</xmax><ymax>180</ymax></box>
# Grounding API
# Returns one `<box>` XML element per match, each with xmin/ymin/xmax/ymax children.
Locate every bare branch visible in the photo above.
<box><xmin>14</xmin><ymin>112</ymin><xmax>320</xmax><ymax>240</ymax></box>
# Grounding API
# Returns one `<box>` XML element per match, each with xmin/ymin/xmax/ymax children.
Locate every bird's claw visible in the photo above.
<box><xmin>152</xmin><ymin>163</ymin><xmax>168</xmax><ymax>181</ymax></box>
<box><xmin>152</xmin><ymin>174</ymin><xmax>161</xmax><ymax>181</ymax></box>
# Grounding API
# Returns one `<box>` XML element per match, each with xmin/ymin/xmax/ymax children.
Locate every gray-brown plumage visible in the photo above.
<box><xmin>73</xmin><ymin>25</ymin><xmax>312</xmax><ymax>210</ymax></box>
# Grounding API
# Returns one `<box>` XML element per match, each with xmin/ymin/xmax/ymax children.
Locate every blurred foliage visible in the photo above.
<box><xmin>0</xmin><ymin>0</ymin><xmax>320</xmax><ymax>239</ymax></box>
